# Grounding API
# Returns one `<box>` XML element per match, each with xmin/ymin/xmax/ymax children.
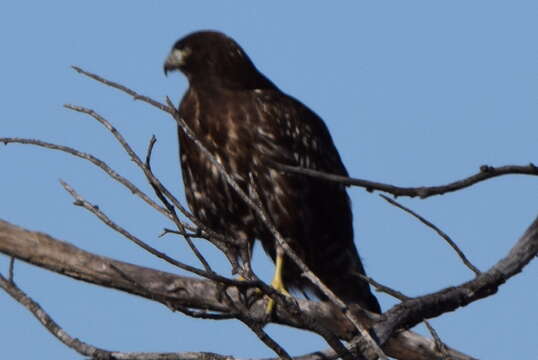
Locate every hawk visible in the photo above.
<box><xmin>164</xmin><ymin>30</ymin><xmax>380</xmax><ymax>313</ymax></box>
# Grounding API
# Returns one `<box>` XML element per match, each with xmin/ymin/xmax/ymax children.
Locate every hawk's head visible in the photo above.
<box><xmin>164</xmin><ymin>30</ymin><xmax>275</xmax><ymax>90</ymax></box>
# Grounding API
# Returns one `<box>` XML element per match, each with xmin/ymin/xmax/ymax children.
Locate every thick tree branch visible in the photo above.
<box><xmin>1</xmin><ymin>218</ymin><xmax>484</xmax><ymax>360</ymax></box>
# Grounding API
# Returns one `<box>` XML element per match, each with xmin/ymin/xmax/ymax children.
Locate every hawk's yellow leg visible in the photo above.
<box><xmin>266</xmin><ymin>248</ymin><xmax>290</xmax><ymax>314</ymax></box>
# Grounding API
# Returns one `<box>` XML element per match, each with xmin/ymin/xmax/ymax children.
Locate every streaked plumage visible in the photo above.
<box><xmin>164</xmin><ymin>31</ymin><xmax>380</xmax><ymax>313</ymax></box>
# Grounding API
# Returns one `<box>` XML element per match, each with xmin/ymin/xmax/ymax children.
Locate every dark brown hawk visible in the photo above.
<box><xmin>164</xmin><ymin>30</ymin><xmax>380</xmax><ymax>313</ymax></box>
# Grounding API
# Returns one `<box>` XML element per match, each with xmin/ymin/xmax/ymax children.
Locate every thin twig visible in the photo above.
<box><xmin>71</xmin><ymin>66</ymin><xmax>173</xmax><ymax>114</ymax></box>
<box><xmin>63</xmin><ymin>105</ymin><xmax>193</xmax><ymax>228</ymax></box>
<box><xmin>273</xmin><ymin>163</ymin><xmax>538</xmax><ymax>199</ymax></box>
<box><xmin>0</xmin><ymin>270</ymin><xmax>238</xmax><ymax>360</ymax></box>
<box><xmin>0</xmin><ymin>137</ymin><xmax>178</xmax><ymax>226</ymax></box>
<box><xmin>160</xmin><ymin>228</ymin><xmax>205</xmax><ymax>239</ymax></box>
<box><xmin>172</xmin><ymin>305</ymin><xmax>236</xmax><ymax>320</ymax></box>
<box><xmin>242</xmin><ymin>320</ymin><xmax>293</xmax><ymax>360</ymax></box>
<box><xmin>8</xmin><ymin>257</ymin><xmax>15</xmax><ymax>283</ymax></box>
<box><xmin>423</xmin><ymin>320</ymin><xmax>451</xmax><ymax>360</ymax></box>
<box><xmin>144</xmin><ymin>135</ymin><xmax>213</xmax><ymax>272</ymax></box>
<box><xmin>358</xmin><ymin>274</ymin><xmax>410</xmax><ymax>301</ymax></box>
<box><xmin>0</xmin><ymin>271</ymin><xmax>112</xmax><ymax>359</ymax></box>
<box><xmin>380</xmin><ymin>194</ymin><xmax>481</xmax><ymax>276</ymax></box>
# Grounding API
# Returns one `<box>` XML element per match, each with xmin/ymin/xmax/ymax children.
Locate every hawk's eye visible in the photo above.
<box><xmin>164</xmin><ymin>46</ymin><xmax>192</xmax><ymax>73</ymax></box>
<box><xmin>172</xmin><ymin>47</ymin><xmax>191</xmax><ymax>65</ymax></box>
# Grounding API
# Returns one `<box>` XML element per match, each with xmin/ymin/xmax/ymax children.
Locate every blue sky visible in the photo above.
<box><xmin>1</xmin><ymin>1</ymin><xmax>537</xmax><ymax>359</ymax></box>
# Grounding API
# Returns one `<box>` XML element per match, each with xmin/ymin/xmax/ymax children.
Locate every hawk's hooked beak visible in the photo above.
<box><xmin>163</xmin><ymin>48</ymin><xmax>190</xmax><ymax>76</ymax></box>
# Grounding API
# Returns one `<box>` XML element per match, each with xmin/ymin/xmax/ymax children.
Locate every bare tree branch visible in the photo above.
<box><xmin>379</xmin><ymin>194</ymin><xmax>481</xmax><ymax>276</ymax></box>
<box><xmin>144</xmin><ymin>135</ymin><xmax>212</xmax><ymax>272</ymax></box>
<box><xmin>423</xmin><ymin>321</ymin><xmax>450</xmax><ymax>360</ymax></box>
<box><xmin>71</xmin><ymin>66</ymin><xmax>173</xmax><ymax>114</ymax></box>
<box><xmin>358</xmin><ymin>273</ymin><xmax>410</xmax><ymax>301</ymax></box>
<box><xmin>242</xmin><ymin>320</ymin><xmax>292</xmax><ymax>360</ymax></box>
<box><xmin>8</xmin><ymin>256</ymin><xmax>15</xmax><ymax>282</ymax></box>
<box><xmin>160</xmin><ymin>228</ymin><xmax>205</xmax><ymax>239</ymax></box>
<box><xmin>0</xmin><ymin>269</ymin><xmax>243</xmax><ymax>360</ymax></box>
<box><xmin>0</xmin><ymin>271</ymin><xmax>113</xmax><ymax>359</ymax></box>
<box><xmin>0</xmin><ymin>137</ymin><xmax>176</xmax><ymax>226</ymax></box>
<box><xmin>272</xmin><ymin>162</ymin><xmax>538</xmax><ymax>199</ymax></box>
